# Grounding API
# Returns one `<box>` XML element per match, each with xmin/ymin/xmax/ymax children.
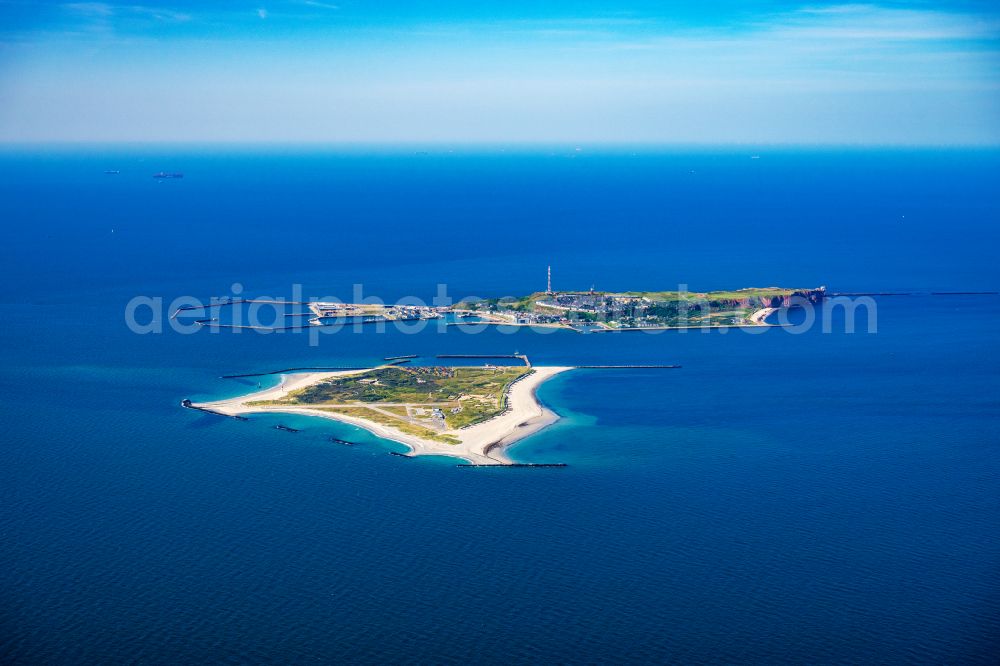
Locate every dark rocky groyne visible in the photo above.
<box><xmin>180</xmin><ymin>399</ymin><xmax>249</xmax><ymax>421</ymax></box>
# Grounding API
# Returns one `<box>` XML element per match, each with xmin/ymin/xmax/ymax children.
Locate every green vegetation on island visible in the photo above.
<box><xmin>454</xmin><ymin>286</ymin><xmax>825</xmax><ymax>330</ymax></box>
<box><xmin>250</xmin><ymin>365</ymin><xmax>531</xmax><ymax>440</ymax></box>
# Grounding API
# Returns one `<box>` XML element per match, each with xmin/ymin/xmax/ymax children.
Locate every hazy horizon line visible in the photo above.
<box><xmin>3</xmin><ymin>140</ymin><xmax>999</xmax><ymax>150</ymax></box>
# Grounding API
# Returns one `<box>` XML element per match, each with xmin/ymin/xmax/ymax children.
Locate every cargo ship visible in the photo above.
<box><xmin>153</xmin><ymin>172</ymin><xmax>184</xmax><ymax>179</ymax></box>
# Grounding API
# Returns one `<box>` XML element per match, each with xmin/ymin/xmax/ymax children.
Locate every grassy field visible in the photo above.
<box><xmin>615</xmin><ymin>287</ymin><xmax>806</xmax><ymax>301</ymax></box>
<box><xmin>258</xmin><ymin>366</ymin><xmax>531</xmax><ymax>434</ymax></box>
<box><xmin>450</xmin><ymin>288</ymin><xmax>817</xmax><ymax>328</ymax></box>
<box><xmin>283</xmin><ymin>366</ymin><xmax>528</xmax><ymax>405</ymax></box>
<box><xmin>315</xmin><ymin>406</ymin><xmax>461</xmax><ymax>445</ymax></box>
<box><xmin>473</xmin><ymin>286</ymin><xmax>821</xmax><ymax>327</ymax></box>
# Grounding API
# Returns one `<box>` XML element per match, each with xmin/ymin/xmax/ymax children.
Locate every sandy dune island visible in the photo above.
<box><xmin>194</xmin><ymin>366</ymin><xmax>573</xmax><ymax>465</ymax></box>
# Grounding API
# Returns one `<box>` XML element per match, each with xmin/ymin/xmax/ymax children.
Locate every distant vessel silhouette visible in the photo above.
<box><xmin>153</xmin><ymin>172</ymin><xmax>184</xmax><ymax>179</ymax></box>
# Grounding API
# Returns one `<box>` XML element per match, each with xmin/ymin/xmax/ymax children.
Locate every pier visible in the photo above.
<box><xmin>384</xmin><ymin>354</ymin><xmax>419</xmax><ymax>361</ymax></box>
<box><xmin>828</xmin><ymin>291</ymin><xmax>915</xmax><ymax>297</ymax></box>
<box><xmin>436</xmin><ymin>354</ymin><xmax>532</xmax><ymax>367</ymax></box>
<box><xmin>220</xmin><ymin>366</ymin><xmax>369</xmax><ymax>379</ymax></box>
<box><xmin>180</xmin><ymin>399</ymin><xmax>249</xmax><ymax>421</ymax></box>
<box><xmin>195</xmin><ymin>322</ymin><xmax>309</xmax><ymax>332</ymax></box>
<box><xmin>576</xmin><ymin>364</ymin><xmax>682</xmax><ymax>369</ymax></box>
<box><xmin>170</xmin><ymin>299</ymin><xmax>311</xmax><ymax>319</ymax></box>
<box><xmin>828</xmin><ymin>291</ymin><xmax>998</xmax><ymax>297</ymax></box>
<box><xmin>456</xmin><ymin>463</ymin><xmax>568</xmax><ymax>468</ymax></box>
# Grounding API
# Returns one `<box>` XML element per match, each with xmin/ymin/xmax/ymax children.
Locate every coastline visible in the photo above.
<box><xmin>448</xmin><ymin>306</ymin><xmax>786</xmax><ymax>333</ymax></box>
<box><xmin>193</xmin><ymin>366</ymin><xmax>573</xmax><ymax>465</ymax></box>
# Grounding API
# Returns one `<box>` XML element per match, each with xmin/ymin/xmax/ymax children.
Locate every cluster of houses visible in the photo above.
<box><xmin>308</xmin><ymin>301</ymin><xmax>443</xmax><ymax>322</ymax></box>
<box><xmin>537</xmin><ymin>292</ymin><xmax>648</xmax><ymax>313</ymax></box>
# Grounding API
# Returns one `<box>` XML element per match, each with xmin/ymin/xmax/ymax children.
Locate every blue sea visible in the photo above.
<box><xmin>1</xmin><ymin>147</ymin><xmax>998</xmax><ymax>663</ymax></box>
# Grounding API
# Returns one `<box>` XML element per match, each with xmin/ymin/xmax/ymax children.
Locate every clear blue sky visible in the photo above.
<box><xmin>0</xmin><ymin>1</ymin><xmax>997</xmax><ymax>144</ymax></box>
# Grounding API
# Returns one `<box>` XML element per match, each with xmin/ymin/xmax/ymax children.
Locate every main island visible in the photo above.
<box><xmin>451</xmin><ymin>284</ymin><xmax>826</xmax><ymax>330</ymax></box>
<box><xmin>176</xmin><ymin>284</ymin><xmax>826</xmax><ymax>333</ymax></box>
<box><xmin>192</xmin><ymin>363</ymin><xmax>573</xmax><ymax>465</ymax></box>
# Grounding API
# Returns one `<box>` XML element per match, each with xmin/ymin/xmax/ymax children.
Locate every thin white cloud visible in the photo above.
<box><xmin>131</xmin><ymin>6</ymin><xmax>191</xmax><ymax>23</ymax></box>
<box><xmin>540</xmin><ymin>2</ymin><xmax>1000</xmax><ymax>85</ymax></box>
<box><xmin>4</xmin><ymin>1</ymin><xmax>996</xmax><ymax>144</ymax></box>
<box><xmin>62</xmin><ymin>2</ymin><xmax>114</xmax><ymax>17</ymax></box>
<box><xmin>300</xmin><ymin>0</ymin><xmax>339</xmax><ymax>9</ymax></box>
<box><xmin>61</xmin><ymin>2</ymin><xmax>190</xmax><ymax>23</ymax></box>
<box><xmin>376</xmin><ymin>4</ymin><xmax>998</xmax><ymax>55</ymax></box>
<box><xmin>765</xmin><ymin>3</ymin><xmax>1000</xmax><ymax>41</ymax></box>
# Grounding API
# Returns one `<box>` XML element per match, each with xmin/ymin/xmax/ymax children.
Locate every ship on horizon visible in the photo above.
<box><xmin>153</xmin><ymin>172</ymin><xmax>184</xmax><ymax>179</ymax></box>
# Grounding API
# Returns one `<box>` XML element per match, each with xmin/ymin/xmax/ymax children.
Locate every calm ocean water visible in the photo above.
<box><xmin>1</xmin><ymin>148</ymin><xmax>998</xmax><ymax>663</ymax></box>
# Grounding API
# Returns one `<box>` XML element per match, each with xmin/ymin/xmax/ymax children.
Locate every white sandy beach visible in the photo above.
<box><xmin>194</xmin><ymin>366</ymin><xmax>573</xmax><ymax>465</ymax></box>
<box><xmin>748</xmin><ymin>306</ymin><xmax>779</xmax><ymax>325</ymax></box>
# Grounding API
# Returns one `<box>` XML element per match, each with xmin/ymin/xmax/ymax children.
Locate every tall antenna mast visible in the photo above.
<box><xmin>547</xmin><ymin>265</ymin><xmax>552</xmax><ymax>294</ymax></box>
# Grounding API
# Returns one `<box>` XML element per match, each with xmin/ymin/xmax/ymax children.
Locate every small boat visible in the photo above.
<box><xmin>153</xmin><ymin>172</ymin><xmax>184</xmax><ymax>179</ymax></box>
<box><xmin>104</xmin><ymin>170</ymin><xmax>120</xmax><ymax>174</ymax></box>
